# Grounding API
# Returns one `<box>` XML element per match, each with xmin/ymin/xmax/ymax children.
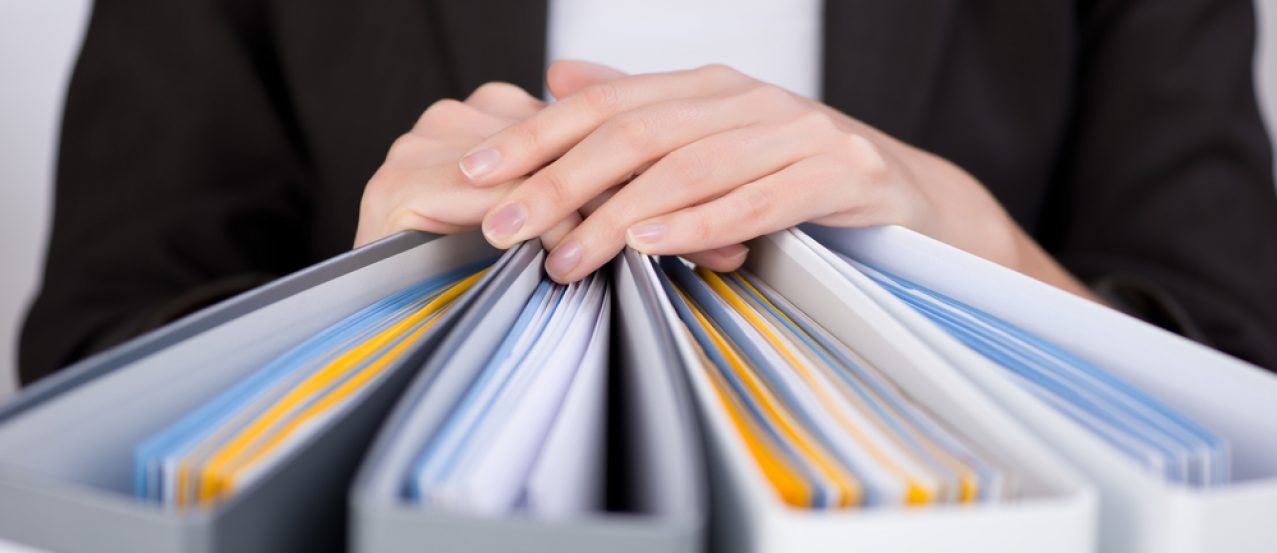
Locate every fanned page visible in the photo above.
<box><xmin>405</xmin><ymin>273</ymin><xmax>610</xmax><ymax>516</ymax></box>
<box><xmin>133</xmin><ymin>259</ymin><xmax>494</xmax><ymax>508</ymax></box>
<box><xmin>842</xmin><ymin>256</ymin><xmax>1230</xmax><ymax>488</ymax></box>
<box><xmin>652</xmin><ymin>256</ymin><xmax>1007</xmax><ymax>509</ymax></box>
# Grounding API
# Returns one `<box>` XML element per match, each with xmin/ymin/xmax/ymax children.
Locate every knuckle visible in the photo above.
<box><xmin>742</xmin><ymin>84</ymin><xmax>798</xmax><ymax>111</ymax></box>
<box><xmin>661</xmin><ymin>147</ymin><xmax>713</xmax><ymax>185</ymax></box>
<box><xmin>504</xmin><ymin>119</ymin><xmax>542</xmax><ymax>152</ymax></box>
<box><xmin>429</xmin><ymin>98</ymin><xmax>466</xmax><ymax>114</ymax></box>
<box><xmin>795</xmin><ymin>110</ymin><xmax>840</xmax><ymax>136</ymax></box>
<box><xmin>385</xmin><ymin>133</ymin><xmax>428</xmax><ymax>162</ymax></box>
<box><xmin>736</xmin><ymin>186</ymin><xmax>775</xmax><ymax>225</ymax></box>
<box><xmin>585</xmin><ymin>205</ymin><xmax>627</xmax><ymax>240</ymax></box>
<box><xmin>535</xmin><ymin>168</ymin><xmax>574</xmax><ymax>205</ymax></box>
<box><xmin>696</xmin><ymin>63</ymin><xmax>739</xmax><ymax>82</ymax></box>
<box><xmin>607</xmin><ymin>112</ymin><xmax>655</xmax><ymax>149</ymax></box>
<box><xmin>358</xmin><ymin>177</ymin><xmax>384</xmax><ymax>216</ymax></box>
<box><xmin>385</xmin><ymin>134</ymin><xmax>415</xmax><ymax>161</ymax></box>
<box><xmin>581</xmin><ymin>82</ymin><xmax>622</xmax><ymax>114</ymax></box>
<box><xmin>362</xmin><ymin>165</ymin><xmax>410</xmax><ymax>212</ymax></box>
<box><xmin>809</xmin><ymin>153</ymin><xmax>846</xmax><ymax>182</ymax></box>
<box><xmin>687</xmin><ymin>211</ymin><xmax>716</xmax><ymax>244</ymax></box>
<box><xmin>363</xmin><ymin>168</ymin><xmax>393</xmax><ymax>197</ymax></box>
<box><xmin>841</xmin><ymin>133</ymin><xmax>890</xmax><ymax>180</ymax></box>
<box><xmin>470</xmin><ymin>81</ymin><xmax>523</xmax><ymax>101</ymax></box>
<box><xmin>386</xmin><ymin>206</ymin><xmax>448</xmax><ymax>235</ymax></box>
<box><xmin>416</xmin><ymin>98</ymin><xmax>467</xmax><ymax>127</ymax></box>
<box><xmin>387</xmin><ymin>207</ymin><xmax>422</xmax><ymax>233</ymax></box>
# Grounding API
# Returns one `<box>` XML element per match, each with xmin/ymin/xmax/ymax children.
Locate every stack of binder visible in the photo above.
<box><xmin>0</xmin><ymin>224</ymin><xmax>1274</xmax><ymax>553</ymax></box>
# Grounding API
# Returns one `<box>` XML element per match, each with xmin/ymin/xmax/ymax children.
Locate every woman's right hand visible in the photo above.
<box><xmin>355</xmin><ymin>82</ymin><xmax>583</xmax><ymax>248</ymax></box>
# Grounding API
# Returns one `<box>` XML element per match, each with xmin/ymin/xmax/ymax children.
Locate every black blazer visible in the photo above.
<box><xmin>20</xmin><ymin>0</ymin><xmax>1277</xmax><ymax>384</ymax></box>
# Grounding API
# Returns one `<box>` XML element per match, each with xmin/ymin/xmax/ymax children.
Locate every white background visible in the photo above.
<box><xmin>1</xmin><ymin>0</ymin><xmax>1277</xmax><ymax>401</ymax></box>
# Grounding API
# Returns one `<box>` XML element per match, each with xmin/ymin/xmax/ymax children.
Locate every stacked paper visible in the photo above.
<box><xmin>406</xmin><ymin>275</ymin><xmax>610</xmax><ymax>516</ymax></box>
<box><xmin>133</xmin><ymin>263</ymin><xmax>490</xmax><ymax>508</ymax></box>
<box><xmin>656</xmin><ymin>260</ymin><xmax>1007</xmax><ymax>508</ymax></box>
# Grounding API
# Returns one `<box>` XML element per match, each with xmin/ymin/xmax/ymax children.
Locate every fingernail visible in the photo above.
<box><xmin>484</xmin><ymin>203</ymin><xmax>526</xmax><ymax>241</ymax></box>
<box><xmin>714</xmin><ymin>243</ymin><xmax>750</xmax><ymax>260</ymax></box>
<box><xmin>460</xmin><ymin>147</ymin><xmax>500</xmax><ymax>180</ymax></box>
<box><xmin>627</xmin><ymin>222</ymin><xmax>666</xmax><ymax>245</ymax></box>
<box><xmin>547</xmin><ymin>241</ymin><xmax>584</xmax><ymax>280</ymax></box>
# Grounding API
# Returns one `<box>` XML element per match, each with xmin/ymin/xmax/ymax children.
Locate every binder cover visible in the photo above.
<box><xmin>649</xmin><ymin>233</ymin><xmax>1097</xmax><ymax>553</ymax></box>
<box><xmin>805</xmin><ymin>223</ymin><xmax>1277</xmax><ymax>553</ymax></box>
<box><xmin>349</xmin><ymin>249</ymin><xmax>706</xmax><ymax>553</ymax></box>
<box><xmin>0</xmin><ymin>232</ymin><xmax>503</xmax><ymax>553</ymax></box>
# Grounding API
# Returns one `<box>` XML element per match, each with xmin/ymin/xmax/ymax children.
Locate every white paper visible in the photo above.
<box><xmin>412</xmin><ymin>284</ymin><xmax>564</xmax><ymax>491</ymax></box>
<box><xmin>521</xmin><ymin>287</ymin><xmax>611</xmax><ymax>517</ymax></box>
<box><xmin>427</xmin><ymin>275</ymin><xmax>608</xmax><ymax>515</ymax></box>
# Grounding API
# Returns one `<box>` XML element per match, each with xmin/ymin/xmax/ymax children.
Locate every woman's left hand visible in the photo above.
<box><xmin>461</xmin><ymin>60</ymin><xmax>1033</xmax><ymax>285</ymax></box>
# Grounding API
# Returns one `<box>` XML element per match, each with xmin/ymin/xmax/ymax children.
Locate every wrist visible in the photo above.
<box><xmin>906</xmin><ymin>151</ymin><xmax>1022</xmax><ymax>269</ymax></box>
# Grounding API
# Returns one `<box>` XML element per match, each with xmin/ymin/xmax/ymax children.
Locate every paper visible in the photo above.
<box><xmin>652</xmin><ymin>256</ymin><xmax>1004</xmax><ymax>509</ymax></box>
<box><xmin>407</xmin><ymin>274</ymin><xmax>610</xmax><ymax>517</ymax></box>
<box><xmin>133</xmin><ymin>260</ymin><xmax>492</xmax><ymax>508</ymax></box>
<box><xmin>847</xmin><ymin>258</ymin><xmax>1229</xmax><ymax>487</ymax></box>
<box><xmin>730</xmin><ymin>270</ymin><xmax>1001</xmax><ymax>502</ymax></box>
<box><xmin>521</xmin><ymin>287</ymin><xmax>610</xmax><ymax>516</ymax></box>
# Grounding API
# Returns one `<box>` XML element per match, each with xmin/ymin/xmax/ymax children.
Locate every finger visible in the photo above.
<box><xmin>537</xmin><ymin>117</ymin><xmax>823</xmax><ymax>282</ymax></box>
<box><xmin>384</xmin><ymin>132</ymin><xmax>466</xmax><ymax>166</ymax></box>
<box><xmin>624</xmin><ymin>156</ymin><xmax>854</xmax><ymax>255</ymax></box>
<box><xmin>458</xmin><ymin>64</ymin><xmax>754</xmax><ymax>185</ymax></box>
<box><xmin>359</xmin><ymin>164</ymin><xmax>522</xmax><ymax>246</ymax></box>
<box><xmin>539</xmin><ymin>183</ymin><xmax>611</xmax><ymax>254</ymax></box>
<box><xmin>370</xmin><ymin>181</ymin><xmax>515</xmax><ymax>243</ymax></box>
<box><xmin>539</xmin><ymin>211</ymin><xmax>583</xmax><ymax>250</ymax></box>
<box><xmin>465</xmin><ymin>82</ymin><xmax>545</xmax><ymax>120</ymax></box>
<box><xmin>410</xmin><ymin>99</ymin><xmax>512</xmax><ymax>144</ymax></box>
<box><xmin>579</xmin><ymin>184</ymin><xmax>619</xmax><ymax>215</ymax></box>
<box><xmin>682</xmin><ymin>244</ymin><xmax>751</xmax><ymax>272</ymax></box>
<box><xmin>545</xmin><ymin>59</ymin><xmax>627</xmax><ymax>99</ymax></box>
<box><xmin>388</xmin><ymin>171</ymin><xmax>521</xmax><ymax>229</ymax></box>
<box><xmin>481</xmin><ymin>92</ymin><xmax>806</xmax><ymax>250</ymax></box>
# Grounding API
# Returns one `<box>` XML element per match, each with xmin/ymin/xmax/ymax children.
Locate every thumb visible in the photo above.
<box><xmin>546</xmin><ymin>59</ymin><xmax>627</xmax><ymax>99</ymax></box>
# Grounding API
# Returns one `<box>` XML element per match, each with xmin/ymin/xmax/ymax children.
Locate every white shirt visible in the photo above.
<box><xmin>546</xmin><ymin>0</ymin><xmax>823</xmax><ymax>100</ymax></box>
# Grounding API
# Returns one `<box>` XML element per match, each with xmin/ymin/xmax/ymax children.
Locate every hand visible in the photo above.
<box><xmin>461</xmin><ymin>61</ymin><xmax>1098</xmax><ymax>301</ymax></box>
<box><xmin>355</xmin><ymin>82</ymin><xmax>591</xmax><ymax>247</ymax></box>
<box><xmin>462</xmin><ymin>61</ymin><xmax>1016</xmax><ymax>279</ymax></box>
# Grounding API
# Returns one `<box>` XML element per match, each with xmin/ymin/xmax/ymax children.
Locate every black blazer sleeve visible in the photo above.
<box><xmin>1047</xmin><ymin>0</ymin><xmax>1277</xmax><ymax>369</ymax></box>
<box><xmin>18</xmin><ymin>0</ymin><xmax>311</xmax><ymax>384</ymax></box>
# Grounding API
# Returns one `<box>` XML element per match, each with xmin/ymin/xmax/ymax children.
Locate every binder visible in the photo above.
<box><xmin>634</xmin><ymin>235</ymin><xmax>1098</xmax><ymax>553</ymax></box>
<box><xmin>2</xmin><ymin>222</ymin><xmax>1267</xmax><ymax>553</ymax></box>
<box><xmin>0</xmin><ymin>232</ymin><xmax>505</xmax><ymax>553</ymax></box>
<box><xmin>349</xmin><ymin>248</ymin><xmax>706</xmax><ymax>553</ymax></box>
<box><xmin>803</xmin><ymin>223</ymin><xmax>1277</xmax><ymax>553</ymax></box>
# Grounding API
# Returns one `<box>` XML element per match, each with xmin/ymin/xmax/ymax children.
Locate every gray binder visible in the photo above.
<box><xmin>0</xmin><ymin>232</ymin><xmax>509</xmax><ymax>553</ymax></box>
<box><xmin>350</xmin><ymin>248</ymin><xmax>706</xmax><ymax>553</ymax></box>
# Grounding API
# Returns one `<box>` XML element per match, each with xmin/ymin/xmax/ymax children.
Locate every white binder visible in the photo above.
<box><xmin>633</xmin><ymin>235</ymin><xmax>1098</xmax><ymax>553</ymax></box>
<box><xmin>349</xmin><ymin>249</ymin><xmax>707</xmax><ymax>553</ymax></box>
<box><xmin>804</xmin><ymin>223</ymin><xmax>1277</xmax><ymax>553</ymax></box>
